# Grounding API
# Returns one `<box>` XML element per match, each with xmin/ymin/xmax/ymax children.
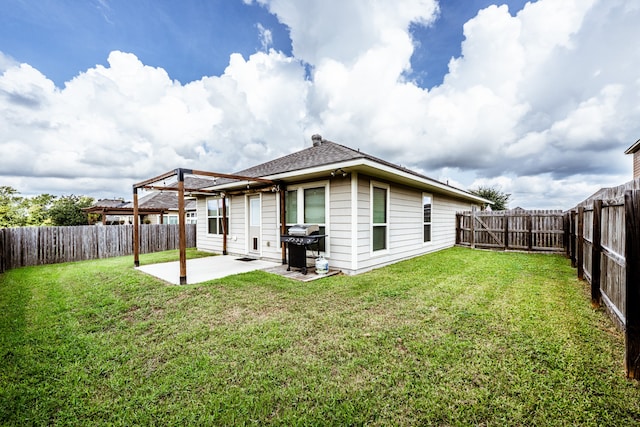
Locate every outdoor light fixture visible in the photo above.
<box><xmin>331</xmin><ymin>168</ymin><xmax>347</xmax><ymax>177</ymax></box>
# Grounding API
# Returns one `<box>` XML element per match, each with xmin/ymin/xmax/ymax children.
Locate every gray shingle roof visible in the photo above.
<box><xmin>198</xmin><ymin>138</ymin><xmax>486</xmax><ymax>203</ymax></box>
<box><xmin>231</xmin><ymin>139</ymin><xmax>443</xmax><ymax>185</ymax></box>
<box><xmin>232</xmin><ymin>140</ymin><xmax>367</xmax><ymax>177</ymax></box>
<box><xmin>122</xmin><ymin>192</ymin><xmax>196</xmax><ymax>210</ymax></box>
<box><xmin>91</xmin><ymin>199</ymin><xmax>128</xmax><ymax>208</ymax></box>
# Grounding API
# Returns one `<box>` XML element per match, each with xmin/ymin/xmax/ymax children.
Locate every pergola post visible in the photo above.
<box><xmin>222</xmin><ymin>195</ymin><xmax>228</xmax><ymax>255</ymax></box>
<box><xmin>177</xmin><ymin>168</ymin><xmax>187</xmax><ymax>285</ymax></box>
<box><xmin>133</xmin><ymin>187</ymin><xmax>140</xmax><ymax>267</ymax></box>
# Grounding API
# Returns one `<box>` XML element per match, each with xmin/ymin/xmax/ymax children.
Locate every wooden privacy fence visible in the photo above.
<box><xmin>456</xmin><ymin>209</ymin><xmax>566</xmax><ymax>252</ymax></box>
<box><xmin>569</xmin><ymin>178</ymin><xmax>640</xmax><ymax>379</ymax></box>
<box><xmin>0</xmin><ymin>224</ymin><xmax>197</xmax><ymax>273</ymax></box>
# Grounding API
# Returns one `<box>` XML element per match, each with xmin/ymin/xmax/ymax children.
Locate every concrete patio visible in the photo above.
<box><xmin>135</xmin><ymin>255</ymin><xmax>340</xmax><ymax>284</ymax></box>
<box><xmin>136</xmin><ymin>255</ymin><xmax>280</xmax><ymax>285</ymax></box>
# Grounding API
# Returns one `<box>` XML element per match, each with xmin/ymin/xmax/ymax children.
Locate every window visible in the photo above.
<box><xmin>163</xmin><ymin>215</ymin><xmax>178</xmax><ymax>224</ymax></box>
<box><xmin>372</xmin><ymin>184</ymin><xmax>388</xmax><ymax>252</ymax></box>
<box><xmin>207</xmin><ymin>197</ymin><xmax>229</xmax><ymax>235</ymax></box>
<box><xmin>304</xmin><ymin>187</ymin><xmax>325</xmax><ymax>224</ymax></box>
<box><xmin>285</xmin><ymin>190</ymin><xmax>297</xmax><ymax>224</ymax></box>
<box><xmin>186</xmin><ymin>211</ymin><xmax>197</xmax><ymax>224</ymax></box>
<box><xmin>285</xmin><ymin>185</ymin><xmax>327</xmax><ymax>252</ymax></box>
<box><xmin>423</xmin><ymin>193</ymin><xmax>432</xmax><ymax>243</ymax></box>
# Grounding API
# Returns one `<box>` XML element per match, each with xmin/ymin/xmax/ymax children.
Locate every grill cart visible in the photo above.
<box><xmin>280</xmin><ymin>224</ymin><xmax>326</xmax><ymax>275</ymax></box>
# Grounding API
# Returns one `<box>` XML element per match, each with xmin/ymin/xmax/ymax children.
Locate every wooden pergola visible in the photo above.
<box><xmin>132</xmin><ymin>168</ymin><xmax>283</xmax><ymax>284</ymax></box>
<box><xmin>84</xmin><ymin>205</ymin><xmax>167</xmax><ymax>225</ymax></box>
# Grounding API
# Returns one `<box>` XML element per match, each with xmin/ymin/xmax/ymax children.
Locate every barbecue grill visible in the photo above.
<box><xmin>281</xmin><ymin>224</ymin><xmax>326</xmax><ymax>274</ymax></box>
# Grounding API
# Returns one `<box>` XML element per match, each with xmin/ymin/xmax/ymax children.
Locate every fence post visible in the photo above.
<box><xmin>0</xmin><ymin>228</ymin><xmax>5</xmax><ymax>273</ymax></box>
<box><xmin>570</xmin><ymin>210</ymin><xmax>577</xmax><ymax>267</ymax></box>
<box><xmin>455</xmin><ymin>213</ymin><xmax>461</xmax><ymax>245</ymax></box>
<box><xmin>625</xmin><ymin>190</ymin><xmax>640</xmax><ymax>379</ymax></box>
<box><xmin>591</xmin><ymin>200</ymin><xmax>602</xmax><ymax>308</ymax></box>
<box><xmin>527</xmin><ymin>214</ymin><xmax>533</xmax><ymax>251</ymax></box>
<box><xmin>577</xmin><ymin>207</ymin><xmax>584</xmax><ymax>280</ymax></box>
<box><xmin>504</xmin><ymin>213</ymin><xmax>509</xmax><ymax>250</ymax></box>
<box><xmin>563</xmin><ymin>212</ymin><xmax>570</xmax><ymax>258</ymax></box>
<box><xmin>470</xmin><ymin>210</ymin><xmax>476</xmax><ymax>249</ymax></box>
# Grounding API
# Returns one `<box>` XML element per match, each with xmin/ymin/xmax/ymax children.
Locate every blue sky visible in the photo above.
<box><xmin>1</xmin><ymin>0</ymin><xmax>291</xmax><ymax>86</ymax></box>
<box><xmin>0</xmin><ymin>0</ymin><xmax>637</xmax><ymax>209</ymax></box>
<box><xmin>2</xmin><ymin>0</ymin><xmax>531</xmax><ymax>88</ymax></box>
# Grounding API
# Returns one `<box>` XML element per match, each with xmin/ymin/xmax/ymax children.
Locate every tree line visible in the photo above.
<box><xmin>0</xmin><ymin>186</ymin><xmax>95</xmax><ymax>228</ymax></box>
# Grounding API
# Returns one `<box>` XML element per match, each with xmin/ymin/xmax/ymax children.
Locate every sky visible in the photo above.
<box><xmin>0</xmin><ymin>0</ymin><xmax>638</xmax><ymax>209</ymax></box>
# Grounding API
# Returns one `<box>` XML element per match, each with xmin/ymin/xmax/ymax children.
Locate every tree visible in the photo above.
<box><xmin>470</xmin><ymin>185</ymin><xmax>511</xmax><ymax>211</ymax></box>
<box><xmin>0</xmin><ymin>186</ymin><xmax>27</xmax><ymax>228</ymax></box>
<box><xmin>49</xmin><ymin>195</ymin><xmax>94</xmax><ymax>226</ymax></box>
<box><xmin>25</xmin><ymin>194</ymin><xmax>56</xmax><ymax>226</ymax></box>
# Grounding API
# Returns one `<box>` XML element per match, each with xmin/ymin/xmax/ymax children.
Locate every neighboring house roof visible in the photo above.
<box><xmin>92</xmin><ymin>199</ymin><xmax>128</xmax><ymax>208</ymax></box>
<box><xmin>87</xmin><ymin>192</ymin><xmax>197</xmax><ymax>214</ymax></box>
<box><xmin>625</xmin><ymin>139</ymin><xmax>640</xmax><ymax>154</ymax></box>
<box><xmin>208</xmin><ymin>136</ymin><xmax>489</xmax><ymax>205</ymax></box>
<box><xmin>122</xmin><ymin>191</ymin><xmax>196</xmax><ymax>211</ymax></box>
<box><xmin>158</xmin><ymin>176</ymin><xmax>218</xmax><ymax>191</ymax></box>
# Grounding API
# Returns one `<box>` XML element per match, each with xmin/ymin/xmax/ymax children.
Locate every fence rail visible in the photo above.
<box><xmin>456</xmin><ymin>209</ymin><xmax>566</xmax><ymax>252</ymax></box>
<box><xmin>0</xmin><ymin>224</ymin><xmax>197</xmax><ymax>273</ymax></box>
<box><xmin>568</xmin><ymin>177</ymin><xmax>640</xmax><ymax>379</ymax></box>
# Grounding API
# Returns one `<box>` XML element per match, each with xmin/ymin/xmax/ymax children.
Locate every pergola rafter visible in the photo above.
<box><xmin>132</xmin><ymin>168</ymin><xmax>281</xmax><ymax>285</ymax></box>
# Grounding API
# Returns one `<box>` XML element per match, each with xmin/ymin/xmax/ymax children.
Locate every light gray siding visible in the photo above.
<box><xmin>346</xmin><ymin>176</ymin><xmax>478</xmax><ymax>275</ymax></box>
<box><xmin>197</xmin><ymin>195</ymin><xmax>247</xmax><ymax>255</ymax></box>
<box><xmin>431</xmin><ymin>194</ymin><xmax>474</xmax><ymax>251</ymax></box>
<box><xmin>327</xmin><ymin>177</ymin><xmax>353</xmax><ymax>271</ymax></box>
<box><xmin>260</xmin><ymin>193</ymin><xmax>282</xmax><ymax>261</ymax></box>
<box><xmin>195</xmin><ymin>175</ymin><xmax>479</xmax><ymax>275</ymax></box>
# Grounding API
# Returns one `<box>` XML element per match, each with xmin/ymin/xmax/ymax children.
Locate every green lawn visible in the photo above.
<box><xmin>1</xmin><ymin>247</ymin><xmax>639</xmax><ymax>426</ymax></box>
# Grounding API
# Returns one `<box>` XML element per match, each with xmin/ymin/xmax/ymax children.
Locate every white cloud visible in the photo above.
<box><xmin>0</xmin><ymin>49</ymin><xmax>308</xmax><ymax>196</ymax></box>
<box><xmin>1</xmin><ymin>0</ymin><xmax>639</xmax><ymax>210</ymax></box>
<box><xmin>256</xmin><ymin>23</ymin><xmax>273</xmax><ymax>51</ymax></box>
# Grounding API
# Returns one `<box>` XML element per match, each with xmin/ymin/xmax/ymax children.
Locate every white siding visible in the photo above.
<box><xmin>196</xmin><ymin>195</ymin><xmax>247</xmax><ymax>255</ymax></box>
<box><xmin>356</xmin><ymin>176</ymin><xmax>371</xmax><ymax>266</ymax></box>
<box><xmin>327</xmin><ymin>178</ymin><xmax>353</xmax><ymax>271</ymax></box>
<box><xmin>348</xmin><ymin>177</ymin><xmax>478</xmax><ymax>275</ymax></box>
<box><xmin>195</xmin><ymin>176</ymin><xmax>479</xmax><ymax>275</ymax></box>
<box><xmin>260</xmin><ymin>193</ymin><xmax>282</xmax><ymax>261</ymax></box>
<box><xmin>431</xmin><ymin>194</ymin><xmax>474</xmax><ymax>250</ymax></box>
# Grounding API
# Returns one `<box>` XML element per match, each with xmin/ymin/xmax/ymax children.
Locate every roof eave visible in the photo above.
<box><xmin>201</xmin><ymin>158</ymin><xmax>489</xmax><ymax>205</ymax></box>
<box><xmin>625</xmin><ymin>139</ymin><xmax>640</xmax><ymax>154</ymax></box>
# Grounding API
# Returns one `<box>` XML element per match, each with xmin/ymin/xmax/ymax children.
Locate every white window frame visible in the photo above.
<box><xmin>284</xmin><ymin>181</ymin><xmax>330</xmax><ymax>256</ymax></box>
<box><xmin>206</xmin><ymin>196</ymin><xmax>229</xmax><ymax>236</ymax></box>
<box><xmin>422</xmin><ymin>192</ymin><xmax>432</xmax><ymax>244</ymax></box>
<box><xmin>163</xmin><ymin>214</ymin><xmax>178</xmax><ymax>225</ymax></box>
<box><xmin>370</xmin><ymin>181</ymin><xmax>390</xmax><ymax>255</ymax></box>
<box><xmin>186</xmin><ymin>211</ymin><xmax>197</xmax><ymax>225</ymax></box>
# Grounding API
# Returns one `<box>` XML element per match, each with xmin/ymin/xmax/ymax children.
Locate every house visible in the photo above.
<box><xmin>85</xmin><ymin>199</ymin><xmax>133</xmax><ymax>225</ymax></box>
<box><xmin>123</xmin><ymin>192</ymin><xmax>198</xmax><ymax>225</ymax></box>
<box><xmin>625</xmin><ymin>138</ymin><xmax>640</xmax><ymax>179</ymax></box>
<box><xmin>191</xmin><ymin>135</ymin><xmax>489</xmax><ymax>275</ymax></box>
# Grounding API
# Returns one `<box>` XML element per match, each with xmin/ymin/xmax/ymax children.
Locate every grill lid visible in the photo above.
<box><xmin>288</xmin><ymin>224</ymin><xmax>320</xmax><ymax>236</ymax></box>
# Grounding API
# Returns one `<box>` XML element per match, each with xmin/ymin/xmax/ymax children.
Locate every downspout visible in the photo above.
<box><xmin>280</xmin><ymin>185</ymin><xmax>286</xmax><ymax>264</ymax></box>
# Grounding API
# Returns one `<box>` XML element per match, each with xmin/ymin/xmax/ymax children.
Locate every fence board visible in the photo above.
<box><xmin>0</xmin><ymin>224</ymin><xmax>197</xmax><ymax>273</ymax></box>
<box><xmin>456</xmin><ymin>209</ymin><xmax>565</xmax><ymax>252</ymax></box>
<box><xmin>569</xmin><ymin>178</ymin><xmax>640</xmax><ymax>378</ymax></box>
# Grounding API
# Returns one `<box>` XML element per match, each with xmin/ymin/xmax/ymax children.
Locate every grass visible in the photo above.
<box><xmin>1</xmin><ymin>247</ymin><xmax>639</xmax><ymax>426</ymax></box>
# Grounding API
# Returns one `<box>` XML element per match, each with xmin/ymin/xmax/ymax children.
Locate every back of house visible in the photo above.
<box><xmin>195</xmin><ymin>135</ymin><xmax>487</xmax><ymax>275</ymax></box>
